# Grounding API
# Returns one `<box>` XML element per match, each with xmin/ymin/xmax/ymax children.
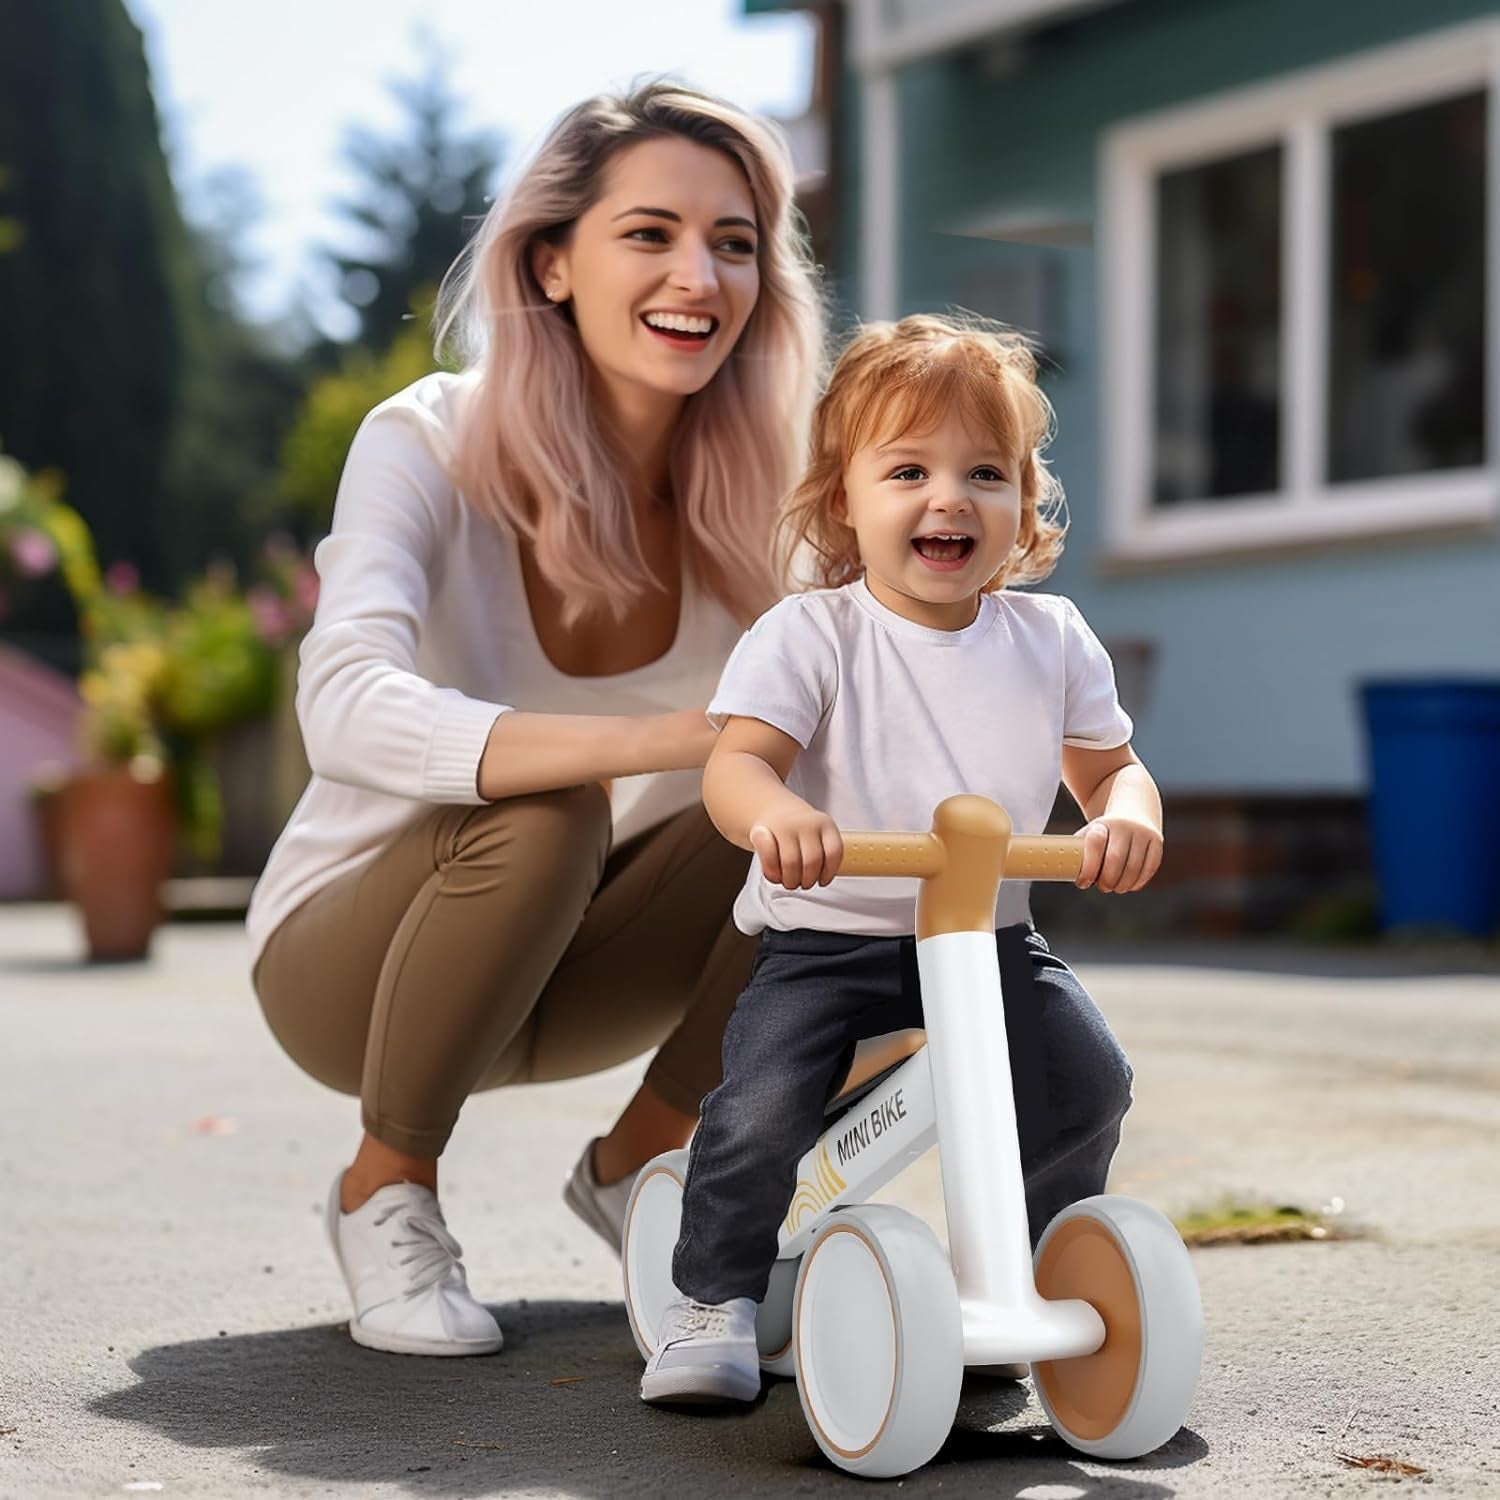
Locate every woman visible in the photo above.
<box><xmin>247</xmin><ymin>81</ymin><xmax>824</xmax><ymax>1357</ymax></box>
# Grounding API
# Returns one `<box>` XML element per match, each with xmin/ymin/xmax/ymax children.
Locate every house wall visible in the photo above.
<box><xmin>845</xmin><ymin>0</ymin><xmax>1499</xmax><ymax>793</ymax></box>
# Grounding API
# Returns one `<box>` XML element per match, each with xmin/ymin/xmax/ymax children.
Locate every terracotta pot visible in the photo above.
<box><xmin>55</xmin><ymin>763</ymin><xmax>177</xmax><ymax>961</ymax></box>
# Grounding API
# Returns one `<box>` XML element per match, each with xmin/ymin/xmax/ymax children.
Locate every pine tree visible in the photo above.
<box><xmin>325</xmin><ymin>54</ymin><xmax>502</xmax><ymax>354</ymax></box>
<box><xmin>0</xmin><ymin>0</ymin><xmax>193</xmax><ymax>591</ymax></box>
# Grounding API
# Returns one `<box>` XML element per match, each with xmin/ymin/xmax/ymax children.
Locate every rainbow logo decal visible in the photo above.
<box><xmin>784</xmin><ymin>1144</ymin><xmax>847</xmax><ymax>1234</ymax></box>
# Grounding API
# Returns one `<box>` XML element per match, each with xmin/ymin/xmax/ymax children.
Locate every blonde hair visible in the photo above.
<box><xmin>775</xmin><ymin>313</ymin><xmax>1067</xmax><ymax>593</ymax></box>
<box><xmin>436</xmin><ymin>80</ymin><xmax>824</xmax><ymax>627</ymax></box>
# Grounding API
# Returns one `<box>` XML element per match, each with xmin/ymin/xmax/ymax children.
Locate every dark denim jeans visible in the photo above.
<box><xmin>672</xmin><ymin>922</ymin><xmax>1135</xmax><ymax>1305</ymax></box>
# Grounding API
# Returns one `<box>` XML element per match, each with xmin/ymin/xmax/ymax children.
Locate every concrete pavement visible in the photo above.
<box><xmin>2</xmin><ymin>906</ymin><xmax>1498</xmax><ymax>1498</ymax></box>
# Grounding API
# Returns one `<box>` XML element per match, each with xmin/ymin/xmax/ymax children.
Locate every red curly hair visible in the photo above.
<box><xmin>774</xmin><ymin>312</ymin><xmax>1067</xmax><ymax>592</ymax></box>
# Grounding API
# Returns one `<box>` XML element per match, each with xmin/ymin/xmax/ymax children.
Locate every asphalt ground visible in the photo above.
<box><xmin>2</xmin><ymin>907</ymin><xmax>1498</xmax><ymax>1498</ymax></box>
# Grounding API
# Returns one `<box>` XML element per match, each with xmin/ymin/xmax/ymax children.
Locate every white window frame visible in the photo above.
<box><xmin>1099</xmin><ymin>20</ymin><xmax>1500</xmax><ymax>565</ymax></box>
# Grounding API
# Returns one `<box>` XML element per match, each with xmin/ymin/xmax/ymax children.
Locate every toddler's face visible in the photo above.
<box><xmin>839</xmin><ymin>411</ymin><xmax>1021</xmax><ymax>630</ymax></box>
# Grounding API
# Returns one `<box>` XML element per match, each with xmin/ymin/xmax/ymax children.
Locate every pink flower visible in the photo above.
<box><xmin>9</xmin><ymin>528</ymin><xmax>56</xmax><ymax>577</ymax></box>
<box><xmin>293</xmin><ymin>563</ymin><xmax>320</xmax><ymax>617</ymax></box>
<box><xmin>262</xmin><ymin>532</ymin><xmax>297</xmax><ymax>566</ymax></box>
<box><xmin>104</xmin><ymin>560</ymin><xmax>140</xmax><ymax>595</ymax></box>
<box><xmin>247</xmin><ymin>586</ymin><xmax>293</xmax><ymax>645</ymax></box>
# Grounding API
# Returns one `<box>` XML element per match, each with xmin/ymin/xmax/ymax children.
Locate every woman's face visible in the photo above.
<box><xmin>536</xmin><ymin>135</ymin><xmax>762</xmax><ymax>415</ymax></box>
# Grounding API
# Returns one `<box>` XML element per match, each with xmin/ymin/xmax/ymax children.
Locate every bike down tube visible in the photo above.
<box><xmin>838</xmin><ymin>796</ymin><xmax>1107</xmax><ymax>1365</ymax></box>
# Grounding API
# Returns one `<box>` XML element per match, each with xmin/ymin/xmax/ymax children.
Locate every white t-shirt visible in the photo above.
<box><xmin>706</xmin><ymin>576</ymin><xmax>1133</xmax><ymax>937</ymax></box>
<box><xmin>245</xmin><ymin>371</ymin><xmax>745</xmax><ymax>968</ymax></box>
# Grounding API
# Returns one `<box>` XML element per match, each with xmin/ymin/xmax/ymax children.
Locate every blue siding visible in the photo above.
<box><xmin>869</xmin><ymin>0</ymin><xmax>1499</xmax><ymax>792</ymax></box>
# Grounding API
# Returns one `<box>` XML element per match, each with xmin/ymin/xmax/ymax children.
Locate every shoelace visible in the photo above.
<box><xmin>372</xmin><ymin>1204</ymin><xmax>465</xmax><ymax>1299</ymax></box>
<box><xmin>676</xmin><ymin>1299</ymin><xmax>733</xmax><ymax>1337</ymax></box>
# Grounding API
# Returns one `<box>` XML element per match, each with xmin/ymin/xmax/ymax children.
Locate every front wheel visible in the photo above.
<box><xmin>1032</xmin><ymin>1195</ymin><xmax>1203</xmax><ymax>1459</ymax></box>
<box><xmin>793</xmin><ymin>1205</ymin><xmax>962</xmax><ymax>1478</ymax></box>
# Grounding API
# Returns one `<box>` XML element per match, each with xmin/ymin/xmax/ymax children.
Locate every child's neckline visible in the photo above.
<box><xmin>848</xmin><ymin>575</ymin><xmax>1002</xmax><ymax>646</ymax></box>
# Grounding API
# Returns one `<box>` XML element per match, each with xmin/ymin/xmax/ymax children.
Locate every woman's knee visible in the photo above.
<box><xmin>440</xmin><ymin>781</ymin><xmax>613</xmax><ymax>880</ymax></box>
<box><xmin>252</xmin><ymin>973</ymin><xmax>364</xmax><ymax>1099</ymax></box>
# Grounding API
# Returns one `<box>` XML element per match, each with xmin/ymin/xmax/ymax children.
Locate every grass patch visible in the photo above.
<box><xmin>1172</xmin><ymin>1195</ymin><xmax>1365</xmax><ymax>1247</ymax></box>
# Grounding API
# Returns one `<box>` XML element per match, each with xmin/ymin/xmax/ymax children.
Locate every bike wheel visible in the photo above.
<box><xmin>1032</xmin><ymin>1194</ymin><xmax>1203</xmax><ymax>1459</ymax></box>
<box><xmin>793</xmin><ymin>1205</ymin><xmax>962</xmax><ymax>1478</ymax></box>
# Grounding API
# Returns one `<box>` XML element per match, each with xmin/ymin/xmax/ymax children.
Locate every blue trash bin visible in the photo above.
<box><xmin>1360</xmin><ymin>680</ymin><xmax>1500</xmax><ymax>938</ymax></box>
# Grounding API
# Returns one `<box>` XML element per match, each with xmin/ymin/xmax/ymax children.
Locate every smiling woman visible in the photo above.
<box><xmin>245</xmin><ymin>81</ymin><xmax>825</xmax><ymax>1359</ymax></box>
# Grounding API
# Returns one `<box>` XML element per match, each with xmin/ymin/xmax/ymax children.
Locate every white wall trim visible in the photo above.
<box><xmin>858</xmin><ymin>64</ymin><xmax>900</xmax><ymax>319</ymax></box>
<box><xmin>1099</xmin><ymin>18</ymin><xmax>1500</xmax><ymax>566</ymax></box>
<box><xmin>847</xmin><ymin>0</ymin><xmax>1125</xmax><ymax>72</ymax></box>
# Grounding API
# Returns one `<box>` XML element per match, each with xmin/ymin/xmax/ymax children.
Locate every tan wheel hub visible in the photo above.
<box><xmin>1033</xmin><ymin>1216</ymin><xmax>1142</xmax><ymax>1440</ymax></box>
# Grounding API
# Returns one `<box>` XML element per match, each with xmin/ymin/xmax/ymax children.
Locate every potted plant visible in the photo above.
<box><xmin>2</xmin><ymin>445</ymin><xmax>284</xmax><ymax>955</ymax></box>
<box><xmin>58</xmin><ymin>640</ymin><xmax>177</xmax><ymax>960</ymax></box>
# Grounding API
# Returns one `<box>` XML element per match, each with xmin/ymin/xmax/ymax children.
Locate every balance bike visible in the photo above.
<box><xmin>623</xmin><ymin>795</ymin><xmax>1202</xmax><ymax>1478</ymax></box>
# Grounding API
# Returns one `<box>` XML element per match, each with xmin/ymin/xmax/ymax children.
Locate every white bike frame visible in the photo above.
<box><xmin>775</xmin><ymin>901</ymin><xmax>1107</xmax><ymax>1366</ymax></box>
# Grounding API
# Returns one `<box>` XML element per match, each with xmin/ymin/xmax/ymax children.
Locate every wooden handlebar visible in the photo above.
<box><xmin>838</xmin><ymin>830</ymin><xmax>1085</xmax><ymax>882</ymax></box>
<box><xmin>832</xmin><ymin>796</ymin><xmax>1084</xmax><ymax>938</ymax></box>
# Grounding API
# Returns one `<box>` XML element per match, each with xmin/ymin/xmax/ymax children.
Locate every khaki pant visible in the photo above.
<box><xmin>251</xmin><ymin>783</ymin><xmax>757</xmax><ymax>1158</ymax></box>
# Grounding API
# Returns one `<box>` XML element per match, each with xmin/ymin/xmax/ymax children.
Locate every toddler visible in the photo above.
<box><xmin>641</xmin><ymin>314</ymin><xmax>1163</xmax><ymax>1405</ymax></box>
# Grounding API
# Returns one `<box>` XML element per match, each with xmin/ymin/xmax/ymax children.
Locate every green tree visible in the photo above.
<box><xmin>279</xmin><ymin>317</ymin><xmax>444</xmax><ymax>529</ymax></box>
<box><xmin>0</xmin><ymin>0</ymin><xmax>193</xmax><ymax>592</ymax></box>
<box><xmin>159</xmin><ymin>168</ymin><xmax>310</xmax><ymax>573</ymax></box>
<box><xmin>325</xmin><ymin>54</ymin><xmax>501</xmax><ymax>354</ymax></box>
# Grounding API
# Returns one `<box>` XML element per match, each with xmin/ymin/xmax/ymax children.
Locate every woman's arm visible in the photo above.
<box><xmin>477</xmin><ymin>707</ymin><xmax>715</xmax><ymax>802</ymax></box>
<box><xmin>298</xmin><ymin>397</ymin><xmax>713</xmax><ymax>804</ymax></box>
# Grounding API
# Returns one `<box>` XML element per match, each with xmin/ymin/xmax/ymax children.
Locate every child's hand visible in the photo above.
<box><xmin>749</xmin><ymin>809</ymin><xmax>845</xmax><ymax>890</ymax></box>
<box><xmin>1076</xmin><ymin>817</ymin><xmax>1163</xmax><ymax>893</ymax></box>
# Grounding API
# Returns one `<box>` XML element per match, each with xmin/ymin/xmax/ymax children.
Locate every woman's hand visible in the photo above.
<box><xmin>748</xmin><ymin>805</ymin><xmax>844</xmax><ymax>890</ymax></box>
<box><xmin>1076</xmin><ymin>816</ymin><xmax>1163</xmax><ymax>893</ymax></box>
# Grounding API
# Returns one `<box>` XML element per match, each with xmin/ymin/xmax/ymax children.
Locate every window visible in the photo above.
<box><xmin>1102</xmin><ymin>25</ymin><xmax>1497</xmax><ymax>562</ymax></box>
<box><xmin>1328</xmin><ymin>90</ymin><xmax>1486</xmax><ymax>483</ymax></box>
<box><xmin>1154</xmin><ymin>145</ymin><xmax>1283</xmax><ymax>506</ymax></box>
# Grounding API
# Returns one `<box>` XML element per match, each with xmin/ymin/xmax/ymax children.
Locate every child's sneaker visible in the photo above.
<box><xmin>640</xmin><ymin>1295</ymin><xmax>760</xmax><ymax>1404</ymax></box>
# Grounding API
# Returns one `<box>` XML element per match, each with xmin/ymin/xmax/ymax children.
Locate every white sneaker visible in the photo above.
<box><xmin>561</xmin><ymin>1138</ymin><xmax>640</xmax><ymax>1255</ymax></box>
<box><xmin>325</xmin><ymin>1174</ymin><xmax>503</xmax><ymax>1356</ymax></box>
<box><xmin>640</xmin><ymin>1295</ymin><xmax>760</xmax><ymax>1405</ymax></box>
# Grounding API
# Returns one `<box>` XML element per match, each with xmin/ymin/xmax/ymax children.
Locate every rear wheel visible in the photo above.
<box><xmin>621</xmin><ymin>1147</ymin><xmax>802</xmax><ymax>1372</ymax></box>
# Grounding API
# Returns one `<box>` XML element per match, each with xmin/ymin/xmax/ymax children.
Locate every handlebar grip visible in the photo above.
<box><xmin>1003</xmin><ymin>835</ymin><xmax>1086</xmax><ymax>882</ymax></box>
<box><xmin>837</xmin><ymin>832</ymin><xmax>944</xmax><ymax>879</ymax></box>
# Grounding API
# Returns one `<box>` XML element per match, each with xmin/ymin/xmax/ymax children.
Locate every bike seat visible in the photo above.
<box><xmin>824</xmin><ymin>1030</ymin><xmax>926</xmax><ymax>1120</ymax></box>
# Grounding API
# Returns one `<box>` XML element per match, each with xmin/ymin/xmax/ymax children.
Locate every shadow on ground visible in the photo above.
<box><xmin>90</xmin><ymin>1299</ymin><xmax>1207</xmax><ymax>1497</ymax></box>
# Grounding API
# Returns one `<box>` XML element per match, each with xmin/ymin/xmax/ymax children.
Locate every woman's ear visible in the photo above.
<box><xmin>830</xmin><ymin>482</ymin><xmax>849</xmax><ymax>526</ymax></box>
<box><xmin>530</xmin><ymin>242</ymin><xmax>569</xmax><ymax>302</ymax></box>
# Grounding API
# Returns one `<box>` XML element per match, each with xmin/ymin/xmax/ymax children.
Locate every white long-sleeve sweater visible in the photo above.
<box><xmin>245</xmin><ymin>372</ymin><xmax>744</xmax><ymax>969</ymax></box>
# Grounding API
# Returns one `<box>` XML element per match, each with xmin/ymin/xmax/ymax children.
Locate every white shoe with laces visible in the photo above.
<box><xmin>325</xmin><ymin>1174</ymin><xmax>503</xmax><ymax>1356</ymax></box>
<box><xmin>561</xmin><ymin>1137</ymin><xmax>641</xmax><ymax>1255</ymax></box>
<box><xmin>640</xmin><ymin>1294</ymin><xmax>760</xmax><ymax>1405</ymax></box>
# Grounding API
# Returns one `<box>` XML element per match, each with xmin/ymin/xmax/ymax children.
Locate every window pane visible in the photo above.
<box><xmin>1153</xmin><ymin>145</ymin><xmax>1283</xmax><ymax>507</ymax></box>
<box><xmin>1328</xmin><ymin>90</ymin><xmax>1487</xmax><ymax>482</ymax></box>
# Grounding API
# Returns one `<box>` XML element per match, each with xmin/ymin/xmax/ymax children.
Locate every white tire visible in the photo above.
<box><xmin>757</xmin><ymin>1255</ymin><xmax>799</xmax><ymax>1377</ymax></box>
<box><xmin>793</xmin><ymin>1205</ymin><xmax>962</xmax><ymax>1478</ymax></box>
<box><xmin>620</xmin><ymin>1146</ymin><xmax>801</xmax><ymax>1373</ymax></box>
<box><xmin>1032</xmin><ymin>1194</ymin><xmax>1203</xmax><ymax>1459</ymax></box>
<box><xmin>622</xmin><ymin>1148</ymin><xmax>691</xmax><ymax>1362</ymax></box>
